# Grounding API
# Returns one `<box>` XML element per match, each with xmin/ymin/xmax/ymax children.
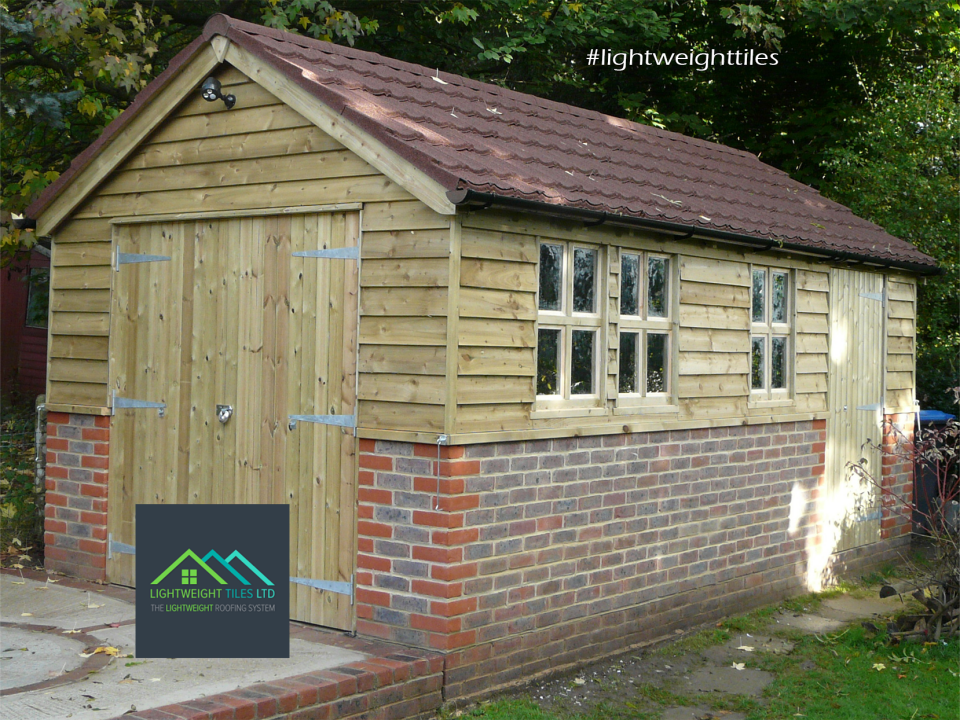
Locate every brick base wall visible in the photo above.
<box><xmin>880</xmin><ymin>412</ymin><xmax>914</xmax><ymax>541</ymax></box>
<box><xmin>44</xmin><ymin>412</ymin><xmax>109</xmax><ymax>581</ymax></box>
<box><xmin>355</xmin><ymin>419</ymin><xmax>914</xmax><ymax>701</ymax></box>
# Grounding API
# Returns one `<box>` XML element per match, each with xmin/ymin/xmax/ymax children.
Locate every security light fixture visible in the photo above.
<box><xmin>200</xmin><ymin>77</ymin><xmax>236</xmax><ymax>109</ymax></box>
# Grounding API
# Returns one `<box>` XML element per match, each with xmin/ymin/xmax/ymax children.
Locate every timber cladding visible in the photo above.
<box><xmin>45</xmin><ymin>64</ymin><xmax>427</xmax><ymax>412</ymax></box>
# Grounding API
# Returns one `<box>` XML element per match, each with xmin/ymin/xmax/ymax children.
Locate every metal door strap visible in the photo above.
<box><xmin>290</xmin><ymin>575</ymin><xmax>354</xmax><ymax>601</ymax></box>
<box><xmin>112</xmin><ymin>391</ymin><xmax>166</xmax><ymax>417</ymax></box>
<box><xmin>108</xmin><ymin>534</ymin><xmax>136</xmax><ymax>559</ymax></box>
<box><xmin>288</xmin><ymin>414</ymin><xmax>356</xmax><ymax>430</ymax></box>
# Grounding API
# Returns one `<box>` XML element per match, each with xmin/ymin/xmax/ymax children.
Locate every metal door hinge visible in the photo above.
<box><xmin>859</xmin><ymin>291</ymin><xmax>884</xmax><ymax>304</ymax></box>
<box><xmin>288</xmin><ymin>414</ymin><xmax>356</xmax><ymax>430</ymax></box>
<box><xmin>115</xmin><ymin>251</ymin><xmax>172</xmax><ymax>271</ymax></box>
<box><xmin>112</xmin><ymin>390</ymin><xmax>166</xmax><ymax>417</ymax></box>
<box><xmin>108</xmin><ymin>533</ymin><xmax>136</xmax><ymax>559</ymax></box>
<box><xmin>290</xmin><ymin>574</ymin><xmax>354</xmax><ymax>603</ymax></box>
<box><xmin>292</xmin><ymin>247</ymin><xmax>359</xmax><ymax>260</ymax></box>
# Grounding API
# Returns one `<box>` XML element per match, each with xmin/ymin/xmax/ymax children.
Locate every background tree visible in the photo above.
<box><xmin>2</xmin><ymin>0</ymin><xmax>957</xmax><ymax>406</ymax></box>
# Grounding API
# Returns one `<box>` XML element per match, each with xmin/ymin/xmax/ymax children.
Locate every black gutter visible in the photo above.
<box><xmin>446</xmin><ymin>189</ymin><xmax>942</xmax><ymax>276</ymax></box>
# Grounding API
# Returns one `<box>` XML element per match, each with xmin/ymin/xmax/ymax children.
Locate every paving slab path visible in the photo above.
<box><xmin>513</xmin><ymin>589</ymin><xmax>908</xmax><ymax>720</ymax></box>
<box><xmin>0</xmin><ymin>573</ymin><xmax>366</xmax><ymax>719</ymax></box>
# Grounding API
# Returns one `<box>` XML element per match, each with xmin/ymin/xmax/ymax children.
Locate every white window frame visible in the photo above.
<box><xmin>750</xmin><ymin>266</ymin><xmax>793</xmax><ymax>404</ymax></box>
<box><xmin>535</xmin><ymin>239</ymin><xmax>604</xmax><ymax>410</ymax></box>
<box><xmin>616</xmin><ymin>251</ymin><xmax>674</xmax><ymax>408</ymax></box>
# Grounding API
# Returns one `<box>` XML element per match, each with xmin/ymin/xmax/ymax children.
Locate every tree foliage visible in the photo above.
<box><xmin>825</xmin><ymin>61</ymin><xmax>960</xmax><ymax>412</ymax></box>
<box><xmin>1</xmin><ymin>0</ymin><xmax>957</xmax><ymax>401</ymax></box>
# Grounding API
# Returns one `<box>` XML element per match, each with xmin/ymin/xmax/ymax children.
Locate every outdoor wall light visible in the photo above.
<box><xmin>200</xmin><ymin>77</ymin><xmax>236</xmax><ymax>109</ymax></box>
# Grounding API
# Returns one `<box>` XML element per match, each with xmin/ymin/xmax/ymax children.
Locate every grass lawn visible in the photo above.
<box><xmin>447</xmin><ymin>592</ymin><xmax>959</xmax><ymax>720</ymax></box>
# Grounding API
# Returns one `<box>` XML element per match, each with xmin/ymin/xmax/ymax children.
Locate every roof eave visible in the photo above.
<box><xmin>447</xmin><ymin>189</ymin><xmax>942</xmax><ymax>277</ymax></box>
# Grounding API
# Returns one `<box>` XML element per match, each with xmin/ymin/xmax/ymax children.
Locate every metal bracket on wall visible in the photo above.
<box><xmin>856</xmin><ymin>403</ymin><xmax>881</xmax><ymax>411</ymax></box>
<box><xmin>112</xmin><ymin>390</ymin><xmax>166</xmax><ymax>417</ymax></box>
<box><xmin>859</xmin><ymin>291</ymin><xmax>884</xmax><ymax>304</ymax></box>
<box><xmin>290</xmin><ymin>575</ymin><xmax>354</xmax><ymax>603</ymax></box>
<box><xmin>114</xmin><ymin>251</ymin><xmax>172</xmax><ymax>271</ymax></box>
<box><xmin>292</xmin><ymin>247</ymin><xmax>360</xmax><ymax>260</ymax></box>
<box><xmin>288</xmin><ymin>414</ymin><xmax>356</xmax><ymax>430</ymax></box>
<box><xmin>107</xmin><ymin>533</ymin><xmax>136</xmax><ymax>559</ymax></box>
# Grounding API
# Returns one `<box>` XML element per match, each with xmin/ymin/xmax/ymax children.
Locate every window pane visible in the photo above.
<box><xmin>573</xmin><ymin>247</ymin><xmax>596</xmax><ymax>313</ymax></box>
<box><xmin>772</xmin><ymin>272</ymin><xmax>787</xmax><ymax>323</ymax></box>
<box><xmin>619</xmin><ymin>332</ymin><xmax>638</xmax><ymax>394</ymax></box>
<box><xmin>751</xmin><ymin>337</ymin><xmax>765</xmax><ymax>390</ymax></box>
<box><xmin>771</xmin><ymin>336</ymin><xmax>786</xmax><ymax>389</ymax></box>
<box><xmin>647</xmin><ymin>257</ymin><xmax>668</xmax><ymax>318</ymax></box>
<box><xmin>25</xmin><ymin>268</ymin><xmax>49</xmax><ymax>328</ymax></box>
<box><xmin>647</xmin><ymin>332</ymin><xmax>668</xmax><ymax>394</ymax></box>
<box><xmin>539</xmin><ymin>244</ymin><xmax>562</xmax><ymax>311</ymax></box>
<box><xmin>537</xmin><ymin>329</ymin><xmax>561</xmax><ymax>395</ymax></box>
<box><xmin>571</xmin><ymin>330</ymin><xmax>594</xmax><ymax>394</ymax></box>
<box><xmin>620</xmin><ymin>254</ymin><xmax>639</xmax><ymax>316</ymax></box>
<box><xmin>752</xmin><ymin>270</ymin><xmax>765</xmax><ymax>323</ymax></box>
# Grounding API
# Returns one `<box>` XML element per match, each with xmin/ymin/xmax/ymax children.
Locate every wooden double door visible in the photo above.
<box><xmin>107</xmin><ymin>212</ymin><xmax>358</xmax><ymax>630</ymax></box>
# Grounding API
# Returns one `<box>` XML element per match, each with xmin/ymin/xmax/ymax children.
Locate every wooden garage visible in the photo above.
<box><xmin>28</xmin><ymin>14</ymin><xmax>937</xmax><ymax>650</ymax></box>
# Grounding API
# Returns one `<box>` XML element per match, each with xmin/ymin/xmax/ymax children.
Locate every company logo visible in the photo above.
<box><xmin>151</xmin><ymin>549</ymin><xmax>275</xmax><ymax>586</ymax></box>
<box><xmin>137</xmin><ymin>504</ymin><xmax>289</xmax><ymax>658</ymax></box>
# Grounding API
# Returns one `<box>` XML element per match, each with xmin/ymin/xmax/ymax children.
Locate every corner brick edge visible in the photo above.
<box><xmin>111</xmin><ymin>650</ymin><xmax>444</xmax><ymax>720</ymax></box>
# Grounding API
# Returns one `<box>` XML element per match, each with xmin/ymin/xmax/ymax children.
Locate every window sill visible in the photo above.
<box><xmin>747</xmin><ymin>397</ymin><xmax>794</xmax><ymax>410</ymax></box>
<box><xmin>613</xmin><ymin>404</ymin><xmax>679</xmax><ymax>416</ymax></box>
<box><xmin>531</xmin><ymin>406</ymin><xmax>607</xmax><ymax>420</ymax></box>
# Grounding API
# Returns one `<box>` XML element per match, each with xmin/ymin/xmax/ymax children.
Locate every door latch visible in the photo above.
<box><xmin>217</xmin><ymin>404</ymin><xmax>234</xmax><ymax>424</ymax></box>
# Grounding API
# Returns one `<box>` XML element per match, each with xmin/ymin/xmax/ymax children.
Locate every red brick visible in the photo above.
<box><xmin>413</xmin><ymin>545</ymin><xmax>462</xmax><ymax>564</ymax></box>
<box><xmin>359</xmin><ymin>454</ymin><xmax>393</xmax><ymax>471</ymax></box>
<box><xmin>414</xmin><ymin>476</ymin><xmax>465</xmax><ymax>494</ymax></box>
<box><xmin>91</xmin><ymin>471</ymin><xmax>109</xmax><ymax>485</ymax></box>
<box><xmin>432</xmin><ymin>528</ymin><xmax>479</xmax><ymax>546</ymax></box>
<box><xmin>46</xmin><ymin>465</ymin><xmax>69</xmax><ymax>479</ymax></box>
<box><xmin>358</xmin><ymin>487</ymin><xmax>392</xmax><ymax>505</ymax></box>
<box><xmin>431</xmin><ymin>596</ymin><xmax>478</xmax><ymax>617</ymax></box>
<box><xmin>413</xmin><ymin>510</ymin><xmax>464</xmax><ymax>529</ymax></box>
<box><xmin>432</xmin><ymin>562</ymin><xmax>478</xmax><ymax>581</ymax></box>
<box><xmin>80</xmin><ymin>511</ymin><xmax>107</xmax><ymax>525</ymax></box>
<box><xmin>79</xmin><ymin>539</ymin><xmax>106</xmax><ymax>554</ymax></box>
<box><xmin>411</xmin><ymin>613</ymin><xmax>460</xmax><ymax>633</ymax></box>
<box><xmin>81</xmin><ymin>455</ymin><xmax>109</xmax><ymax>470</ymax></box>
<box><xmin>358</xmin><ymin>470</ymin><xmax>375</xmax><ymax>486</ymax></box>
<box><xmin>82</xmin><ymin>427</ymin><xmax>110</xmax><ymax>441</ymax></box>
<box><xmin>93</xmin><ymin>443</ymin><xmax>110</xmax><ymax>456</ymax></box>
<box><xmin>46</xmin><ymin>519</ymin><xmax>67</xmax><ymax>534</ymax></box>
<box><xmin>47</xmin><ymin>437</ymin><xmax>70</xmax><ymax>451</ymax></box>
<box><xmin>412</xmin><ymin>579</ymin><xmax>462</xmax><ymax>598</ymax></box>
<box><xmin>45</xmin><ymin>492</ymin><xmax>68</xmax><ymax>507</ymax></box>
<box><xmin>439</xmin><ymin>459</ymin><xmax>481</xmax><ymax>477</ymax></box>
<box><xmin>414</xmin><ymin>443</ymin><xmax>465</xmax><ymax>459</ymax></box>
<box><xmin>94</xmin><ymin>415</ymin><xmax>111</xmax><ymax>428</ymax></box>
<box><xmin>358</xmin><ymin>520</ymin><xmax>393</xmax><ymax>538</ymax></box>
<box><xmin>438</xmin><ymin>494</ymin><xmax>480</xmax><ymax>512</ymax></box>
<box><xmin>356</xmin><ymin>587</ymin><xmax>392</xmax><ymax>607</ymax></box>
<box><xmin>358</xmin><ymin>553</ymin><xmax>391</xmax><ymax>571</ymax></box>
<box><xmin>359</xmin><ymin>438</ymin><xmax>376</xmax><ymax>452</ymax></box>
<box><xmin>358</xmin><ymin>537</ymin><xmax>374</xmax><ymax>552</ymax></box>
<box><xmin>358</xmin><ymin>505</ymin><xmax>373</xmax><ymax>519</ymax></box>
<box><xmin>47</xmin><ymin>412</ymin><xmax>70</xmax><ymax>424</ymax></box>
<box><xmin>80</xmin><ymin>483</ymin><xmax>108</xmax><ymax>498</ymax></box>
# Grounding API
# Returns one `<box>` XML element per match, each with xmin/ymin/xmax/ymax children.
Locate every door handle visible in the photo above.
<box><xmin>217</xmin><ymin>404</ymin><xmax>234</xmax><ymax>424</ymax></box>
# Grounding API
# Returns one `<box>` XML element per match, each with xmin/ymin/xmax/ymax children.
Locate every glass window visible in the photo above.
<box><xmin>648</xmin><ymin>257</ymin><xmax>668</xmax><ymax>318</ymax></box>
<box><xmin>647</xmin><ymin>333</ymin><xmax>667</xmax><ymax>394</ymax></box>
<box><xmin>620</xmin><ymin>254</ymin><xmax>639</xmax><ymax>317</ymax></box>
<box><xmin>571</xmin><ymin>330</ymin><xmax>595</xmax><ymax>395</ymax></box>
<box><xmin>751</xmin><ymin>337</ymin><xmax>765</xmax><ymax>390</ymax></box>
<box><xmin>752</xmin><ymin>269</ymin><xmax>765</xmax><ymax>323</ymax></box>
<box><xmin>536</xmin><ymin>241</ymin><xmax>602</xmax><ymax>404</ymax></box>
<box><xmin>772</xmin><ymin>272</ymin><xmax>787</xmax><ymax>323</ymax></box>
<box><xmin>25</xmin><ymin>268</ymin><xmax>49</xmax><ymax>329</ymax></box>
<box><xmin>771</xmin><ymin>336</ymin><xmax>786</xmax><ymax>389</ymax></box>
<box><xmin>751</xmin><ymin>267</ymin><xmax>791</xmax><ymax>399</ymax></box>
<box><xmin>539</xmin><ymin>244</ymin><xmax>562</xmax><ymax>311</ymax></box>
<box><xmin>619</xmin><ymin>332</ymin><xmax>638</xmax><ymax>394</ymax></box>
<box><xmin>573</xmin><ymin>247</ymin><xmax>596</xmax><ymax>313</ymax></box>
<box><xmin>537</xmin><ymin>329</ymin><xmax>561</xmax><ymax>395</ymax></box>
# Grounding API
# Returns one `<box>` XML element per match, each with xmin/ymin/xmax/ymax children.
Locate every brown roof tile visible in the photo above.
<box><xmin>29</xmin><ymin>14</ymin><xmax>937</xmax><ymax>272</ymax></box>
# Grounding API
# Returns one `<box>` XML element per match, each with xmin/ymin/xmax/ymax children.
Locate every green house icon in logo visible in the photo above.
<box><xmin>152</xmin><ymin>549</ymin><xmax>273</xmax><ymax>586</ymax></box>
